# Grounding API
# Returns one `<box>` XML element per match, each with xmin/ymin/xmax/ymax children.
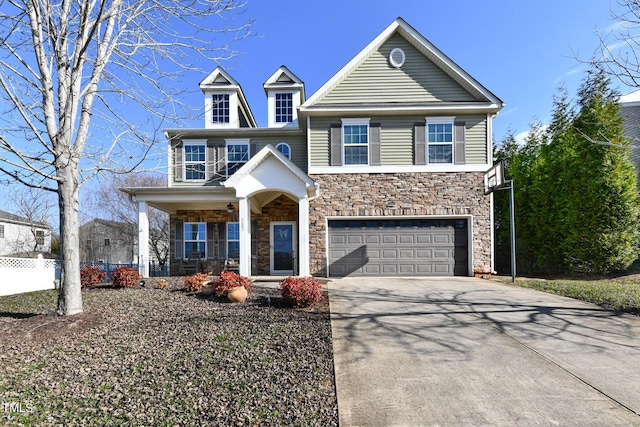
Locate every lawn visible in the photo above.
<box><xmin>494</xmin><ymin>273</ymin><xmax>640</xmax><ymax>316</ymax></box>
<box><xmin>0</xmin><ymin>283</ymin><xmax>338</xmax><ymax>426</ymax></box>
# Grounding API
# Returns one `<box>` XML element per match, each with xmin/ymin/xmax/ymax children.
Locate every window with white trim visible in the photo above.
<box><xmin>227</xmin><ymin>222</ymin><xmax>240</xmax><ymax>259</ymax></box>
<box><xmin>343</xmin><ymin>119</ymin><xmax>369</xmax><ymax>165</ymax></box>
<box><xmin>212</xmin><ymin>94</ymin><xmax>230</xmax><ymax>124</ymax></box>
<box><xmin>275</xmin><ymin>93</ymin><xmax>293</xmax><ymax>123</ymax></box>
<box><xmin>35</xmin><ymin>230</ymin><xmax>45</xmax><ymax>246</ymax></box>
<box><xmin>184</xmin><ymin>223</ymin><xmax>206</xmax><ymax>258</ymax></box>
<box><xmin>226</xmin><ymin>140</ymin><xmax>249</xmax><ymax>176</ymax></box>
<box><xmin>427</xmin><ymin>118</ymin><xmax>454</xmax><ymax>164</ymax></box>
<box><xmin>184</xmin><ymin>142</ymin><xmax>206</xmax><ymax>180</ymax></box>
<box><xmin>276</xmin><ymin>142</ymin><xmax>291</xmax><ymax>159</ymax></box>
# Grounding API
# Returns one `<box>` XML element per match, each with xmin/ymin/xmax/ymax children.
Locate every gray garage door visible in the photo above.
<box><xmin>328</xmin><ymin>219</ymin><xmax>468</xmax><ymax>277</ymax></box>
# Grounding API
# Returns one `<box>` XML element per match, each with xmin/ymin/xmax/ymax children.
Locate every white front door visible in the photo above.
<box><xmin>270</xmin><ymin>222</ymin><xmax>296</xmax><ymax>275</ymax></box>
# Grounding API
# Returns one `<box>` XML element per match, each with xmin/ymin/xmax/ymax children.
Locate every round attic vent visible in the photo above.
<box><xmin>389</xmin><ymin>48</ymin><xmax>405</xmax><ymax>68</ymax></box>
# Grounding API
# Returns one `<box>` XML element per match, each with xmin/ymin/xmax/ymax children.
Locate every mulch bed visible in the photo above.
<box><xmin>0</xmin><ymin>282</ymin><xmax>338</xmax><ymax>426</ymax></box>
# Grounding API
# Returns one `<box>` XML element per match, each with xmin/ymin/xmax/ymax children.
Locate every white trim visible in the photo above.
<box><xmin>298</xmin><ymin>197</ymin><xmax>310</xmax><ymax>276</ymax></box>
<box><xmin>138</xmin><ymin>202</ymin><xmax>149</xmax><ymax>278</ymax></box>
<box><xmin>389</xmin><ymin>47</ymin><xmax>405</xmax><ymax>68</ymax></box>
<box><xmin>426</xmin><ymin>117</ymin><xmax>455</xmax><ymax>165</ymax></box>
<box><xmin>308</xmin><ymin>164</ymin><xmax>490</xmax><ymax>174</ymax></box>
<box><xmin>341</xmin><ymin>118</ymin><xmax>371</xmax><ymax>166</ymax></box>
<box><xmin>238</xmin><ymin>198</ymin><xmax>252</xmax><ymax>277</ymax></box>
<box><xmin>301</xmin><ymin>103</ymin><xmax>502</xmax><ymax>115</ymax></box>
<box><xmin>270</xmin><ymin>221</ymin><xmax>297</xmax><ymax>275</ymax></box>
<box><xmin>324</xmin><ymin>214</ymin><xmax>474</xmax><ymax>277</ymax></box>
<box><xmin>225</xmin><ymin>138</ymin><xmax>250</xmax><ymax>178</ymax></box>
<box><xmin>183</xmin><ymin>140</ymin><xmax>207</xmax><ymax>182</ymax></box>
<box><xmin>275</xmin><ymin>142</ymin><xmax>291</xmax><ymax>159</ymax></box>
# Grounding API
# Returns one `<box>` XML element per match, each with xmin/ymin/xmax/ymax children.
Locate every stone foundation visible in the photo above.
<box><xmin>308</xmin><ymin>172</ymin><xmax>492</xmax><ymax>275</ymax></box>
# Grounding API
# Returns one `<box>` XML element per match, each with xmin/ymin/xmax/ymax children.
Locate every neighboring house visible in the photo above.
<box><xmin>0</xmin><ymin>209</ymin><xmax>52</xmax><ymax>256</ymax></box>
<box><xmin>80</xmin><ymin>219</ymin><xmax>138</xmax><ymax>264</ymax></box>
<box><xmin>122</xmin><ymin>18</ymin><xmax>504</xmax><ymax>278</ymax></box>
<box><xmin>619</xmin><ymin>89</ymin><xmax>640</xmax><ymax>186</ymax></box>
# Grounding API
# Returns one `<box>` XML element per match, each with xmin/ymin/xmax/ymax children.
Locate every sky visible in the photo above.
<box><xmin>188</xmin><ymin>0</ymin><xmax>634</xmax><ymax>144</ymax></box>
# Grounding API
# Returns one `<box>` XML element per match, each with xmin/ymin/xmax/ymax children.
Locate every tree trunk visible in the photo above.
<box><xmin>56</xmin><ymin>164</ymin><xmax>83</xmax><ymax>316</ymax></box>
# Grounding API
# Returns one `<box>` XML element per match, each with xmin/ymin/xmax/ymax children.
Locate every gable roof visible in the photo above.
<box><xmin>263</xmin><ymin>65</ymin><xmax>306</xmax><ymax>100</ymax></box>
<box><xmin>620</xmin><ymin>89</ymin><xmax>640</xmax><ymax>107</ymax></box>
<box><xmin>0</xmin><ymin>209</ymin><xmax>51</xmax><ymax>229</ymax></box>
<box><xmin>300</xmin><ymin>17</ymin><xmax>503</xmax><ymax>114</ymax></box>
<box><xmin>199</xmin><ymin>66</ymin><xmax>257</xmax><ymax>127</ymax></box>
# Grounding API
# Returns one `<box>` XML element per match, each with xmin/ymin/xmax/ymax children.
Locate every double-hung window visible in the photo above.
<box><xmin>427</xmin><ymin>118</ymin><xmax>454</xmax><ymax>164</ymax></box>
<box><xmin>184</xmin><ymin>143</ymin><xmax>206</xmax><ymax>181</ymax></box>
<box><xmin>226</xmin><ymin>140</ymin><xmax>249</xmax><ymax>176</ymax></box>
<box><xmin>212</xmin><ymin>94</ymin><xmax>230</xmax><ymax>124</ymax></box>
<box><xmin>227</xmin><ymin>223</ymin><xmax>240</xmax><ymax>259</ymax></box>
<box><xmin>275</xmin><ymin>93</ymin><xmax>293</xmax><ymax>123</ymax></box>
<box><xmin>184</xmin><ymin>223</ymin><xmax>206</xmax><ymax>258</ymax></box>
<box><xmin>35</xmin><ymin>230</ymin><xmax>45</xmax><ymax>246</ymax></box>
<box><xmin>342</xmin><ymin>119</ymin><xmax>369</xmax><ymax>165</ymax></box>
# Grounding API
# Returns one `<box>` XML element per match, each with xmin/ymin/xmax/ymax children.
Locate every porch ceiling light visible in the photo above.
<box><xmin>227</xmin><ymin>203</ymin><xmax>234</xmax><ymax>213</ymax></box>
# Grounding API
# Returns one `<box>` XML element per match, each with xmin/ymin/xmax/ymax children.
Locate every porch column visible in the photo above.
<box><xmin>138</xmin><ymin>201</ymin><xmax>150</xmax><ymax>278</ymax></box>
<box><xmin>238</xmin><ymin>197</ymin><xmax>251</xmax><ymax>277</ymax></box>
<box><xmin>298</xmin><ymin>196</ymin><xmax>310</xmax><ymax>276</ymax></box>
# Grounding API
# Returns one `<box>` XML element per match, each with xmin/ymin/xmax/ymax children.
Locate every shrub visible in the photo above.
<box><xmin>183</xmin><ymin>273</ymin><xmax>210</xmax><ymax>293</ymax></box>
<box><xmin>80</xmin><ymin>264</ymin><xmax>107</xmax><ymax>289</ymax></box>
<box><xmin>279</xmin><ymin>276</ymin><xmax>323</xmax><ymax>308</ymax></box>
<box><xmin>213</xmin><ymin>271</ymin><xmax>252</xmax><ymax>298</ymax></box>
<box><xmin>156</xmin><ymin>279</ymin><xmax>169</xmax><ymax>290</ymax></box>
<box><xmin>111</xmin><ymin>266</ymin><xmax>142</xmax><ymax>288</ymax></box>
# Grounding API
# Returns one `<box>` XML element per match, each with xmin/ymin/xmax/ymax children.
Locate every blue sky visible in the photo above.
<box><xmin>193</xmin><ymin>0</ymin><xmax>633</xmax><ymax>143</ymax></box>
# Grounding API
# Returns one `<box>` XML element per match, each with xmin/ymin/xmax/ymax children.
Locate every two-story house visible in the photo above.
<box><xmin>122</xmin><ymin>18</ymin><xmax>504</xmax><ymax>278</ymax></box>
<box><xmin>0</xmin><ymin>209</ymin><xmax>52</xmax><ymax>256</ymax></box>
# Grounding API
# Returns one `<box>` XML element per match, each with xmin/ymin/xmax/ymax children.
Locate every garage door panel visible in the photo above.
<box><xmin>382</xmin><ymin>250</ymin><xmax>398</xmax><ymax>259</ymax></box>
<box><xmin>365</xmin><ymin>235</ymin><xmax>380</xmax><ymax>244</ymax></box>
<box><xmin>399</xmin><ymin>249</ymin><xmax>415</xmax><ymax>258</ymax></box>
<box><xmin>382</xmin><ymin>235</ymin><xmax>397</xmax><ymax>244</ymax></box>
<box><xmin>417</xmin><ymin>235</ymin><xmax>432</xmax><ymax>244</ymax></box>
<box><xmin>328</xmin><ymin>219</ymin><xmax>468</xmax><ymax>277</ymax></box>
<box><xmin>399</xmin><ymin>235</ymin><xmax>414</xmax><ymax>244</ymax></box>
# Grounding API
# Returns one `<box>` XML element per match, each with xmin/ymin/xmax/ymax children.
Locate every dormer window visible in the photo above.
<box><xmin>275</xmin><ymin>93</ymin><xmax>293</xmax><ymax>123</ymax></box>
<box><xmin>212</xmin><ymin>94</ymin><xmax>230</xmax><ymax>124</ymax></box>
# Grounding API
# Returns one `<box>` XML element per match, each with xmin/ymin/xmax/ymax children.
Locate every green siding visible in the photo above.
<box><xmin>318</xmin><ymin>34</ymin><xmax>476</xmax><ymax>105</ymax></box>
<box><xmin>309</xmin><ymin>115</ymin><xmax>487</xmax><ymax>167</ymax></box>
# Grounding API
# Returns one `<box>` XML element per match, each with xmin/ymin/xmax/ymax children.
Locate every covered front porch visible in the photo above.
<box><xmin>122</xmin><ymin>145</ymin><xmax>319</xmax><ymax>278</ymax></box>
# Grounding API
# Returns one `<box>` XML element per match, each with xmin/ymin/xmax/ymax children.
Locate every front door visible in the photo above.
<box><xmin>270</xmin><ymin>222</ymin><xmax>296</xmax><ymax>275</ymax></box>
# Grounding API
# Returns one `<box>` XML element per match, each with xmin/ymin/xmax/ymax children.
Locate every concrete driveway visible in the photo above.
<box><xmin>328</xmin><ymin>277</ymin><xmax>640</xmax><ymax>426</ymax></box>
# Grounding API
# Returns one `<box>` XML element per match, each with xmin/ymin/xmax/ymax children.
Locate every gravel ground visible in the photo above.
<box><xmin>0</xmin><ymin>280</ymin><xmax>338</xmax><ymax>426</ymax></box>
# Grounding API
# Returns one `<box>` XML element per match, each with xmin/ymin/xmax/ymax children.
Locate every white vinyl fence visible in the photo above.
<box><xmin>0</xmin><ymin>255</ymin><xmax>58</xmax><ymax>296</ymax></box>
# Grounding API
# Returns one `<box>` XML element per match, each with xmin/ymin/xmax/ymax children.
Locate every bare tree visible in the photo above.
<box><xmin>0</xmin><ymin>1</ymin><xmax>253</xmax><ymax>315</ymax></box>
<box><xmin>87</xmin><ymin>172</ymin><xmax>169</xmax><ymax>267</ymax></box>
<box><xmin>8</xmin><ymin>186</ymin><xmax>56</xmax><ymax>254</ymax></box>
<box><xmin>593</xmin><ymin>0</ymin><xmax>640</xmax><ymax>87</ymax></box>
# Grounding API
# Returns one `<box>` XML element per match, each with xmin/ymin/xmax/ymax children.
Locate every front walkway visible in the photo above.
<box><xmin>328</xmin><ymin>277</ymin><xmax>640</xmax><ymax>426</ymax></box>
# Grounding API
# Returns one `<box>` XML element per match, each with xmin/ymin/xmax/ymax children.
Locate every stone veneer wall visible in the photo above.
<box><xmin>170</xmin><ymin>195</ymin><xmax>298</xmax><ymax>276</ymax></box>
<box><xmin>308</xmin><ymin>172</ymin><xmax>492</xmax><ymax>276</ymax></box>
